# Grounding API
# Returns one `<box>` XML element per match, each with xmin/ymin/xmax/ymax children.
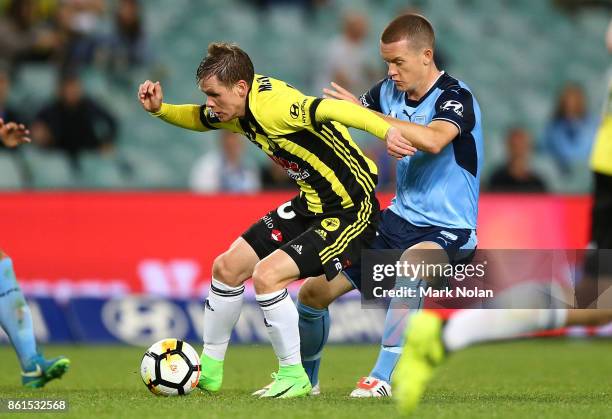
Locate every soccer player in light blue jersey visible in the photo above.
<box><xmin>0</xmin><ymin>119</ymin><xmax>70</xmax><ymax>387</ymax></box>
<box><xmin>255</xmin><ymin>14</ymin><xmax>483</xmax><ymax>398</ymax></box>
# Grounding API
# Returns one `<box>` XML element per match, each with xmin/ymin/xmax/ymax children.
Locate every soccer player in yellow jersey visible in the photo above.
<box><xmin>589</xmin><ymin>68</ymin><xmax>612</xmax><ymax>254</ymax></box>
<box><xmin>138</xmin><ymin>42</ymin><xmax>415</xmax><ymax>398</ymax></box>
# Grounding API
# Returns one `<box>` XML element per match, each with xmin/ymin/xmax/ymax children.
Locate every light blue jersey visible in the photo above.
<box><xmin>360</xmin><ymin>72</ymin><xmax>483</xmax><ymax>229</ymax></box>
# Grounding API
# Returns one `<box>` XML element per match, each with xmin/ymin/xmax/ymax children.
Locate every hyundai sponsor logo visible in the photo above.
<box><xmin>101</xmin><ymin>297</ymin><xmax>190</xmax><ymax>345</ymax></box>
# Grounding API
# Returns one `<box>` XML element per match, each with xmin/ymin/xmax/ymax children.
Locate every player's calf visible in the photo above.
<box><xmin>199</xmin><ymin>238</ymin><xmax>258</xmax><ymax>392</ymax></box>
<box><xmin>297</xmin><ymin>275</ymin><xmax>337</xmax><ymax>310</ymax></box>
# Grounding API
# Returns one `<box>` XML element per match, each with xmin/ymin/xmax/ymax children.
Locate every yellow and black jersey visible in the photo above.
<box><xmin>152</xmin><ymin>74</ymin><xmax>392</xmax><ymax>215</ymax></box>
<box><xmin>591</xmin><ymin>76</ymin><xmax>612</xmax><ymax>176</ymax></box>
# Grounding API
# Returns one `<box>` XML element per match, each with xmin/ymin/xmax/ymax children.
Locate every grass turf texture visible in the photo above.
<box><xmin>0</xmin><ymin>341</ymin><xmax>611</xmax><ymax>418</ymax></box>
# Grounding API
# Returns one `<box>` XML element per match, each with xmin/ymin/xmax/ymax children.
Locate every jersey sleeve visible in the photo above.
<box><xmin>314</xmin><ymin>98</ymin><xmax>390</xmax><ymax>141</ymax></box>
<box><xmin>253</xmin><ymin>84</ymin><xmax>322</xmax><ymax>136</ymax></box>
<box><xmin>256</xmin><ymin>83</ymin><xmax>390</xmax><ymax>140</ymax></box>
<box><xmin>151</xmin><ymin>103</ymin><xmax>242</xmax><ymax>133</ymax></box>
<box><xmin>359</xmin><ymin>79</ymin><xmax>385</xmax><ymax>113</ymax></box>
<box><xmin>431</xmin><ymin>87</ymin><xmax>475</xmax><ymax>135</ymax></box>
<box><xmin>199</xmin><ymin>105</ymin><xmax>243</xmax><ymax>132</ymax></box>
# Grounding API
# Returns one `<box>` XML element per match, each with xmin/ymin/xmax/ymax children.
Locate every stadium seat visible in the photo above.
<box><xmin>21</xmin><ymin>149</ymin><xmax>76</xmax><ymax>189</ymax></box>
<box><xmin>118</xmin><ymin>146</ymin><xmax>184</xmax><ymax>189</ymax></box>
<box><xmin>79</xmin><ymin>152</ymin><xmax>129</xmax><ymax>189</ymax></box>
<box><xmin>531</xmin><ymin>155</ymin><xmax>564</xmax><ymax>193</ymax></box>
<box><xmin>3</xmin><ymin>0</ymin><xmax>606</xmax><ymax>192</ymax></box>
<box><xmin>0</xmin><ymin>152</ymin><xmax>24</xmax><ymax>189</ymax></box>
<box><xmin>11</xmin><ymin>65</ymin><xmax>57</xmax><ymax>118</ymax></box>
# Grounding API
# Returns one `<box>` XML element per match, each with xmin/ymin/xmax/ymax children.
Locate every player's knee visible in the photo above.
<box><xmin>212</xmin><ymin>253</ymin><xmax>243</xmax><ymax>287</ymax></box>
<box><xmin>298</xmin><ymin>282</ymin><xmax>329</xmax><ymax>310</ymax></box>
<box><xmin>252</xmin><ymin>262</ymin><xmax>281</xmax><ymax>294</ymax></box>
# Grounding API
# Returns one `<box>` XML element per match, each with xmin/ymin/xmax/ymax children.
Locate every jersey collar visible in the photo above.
<box><xmin>240</xmin><ymin>83</ymin><xmax>267</xmax><ymax>136</ymax></box>
<box><xmin>403</xmin><ymin>71</ymin><xmax>446</xmax><ymax>108</ymax></box>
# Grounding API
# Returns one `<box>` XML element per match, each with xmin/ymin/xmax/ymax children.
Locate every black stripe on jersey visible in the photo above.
<box><xmin>274</xmin><ymin>145</ymin><xmax>344</xmax><ymax>212</ymax></box>
<box><xmin>309</xmin><ymin>98</ymin><xmax>323</xmax><ymax>131</ymax></box>
<box><xmin>238</xmin><ymin>118</ymin><xmax>257</xmax><ymax>141</ymax></box>
<box><xmin>452</xmin><ymin>132</ymin><xmax>478</xmax><ymax>177</ymax></box>
<box><xmin>322</xmin><ymin>123</ymin><xmax>377</xmax><ymax>191</ymax></box>
<box><xmin>317</xmin><ymin>126</ymin><xmax>375</xmax><ymax>195</ymax></box>
<box><xmin>437</xmin><ymin>72</ymin><xmax>461</xmax><ymax>90</ymax></box>
<box><xmin>284</xmin><ymin>130</ymin><xmax>364</xmax><ymax>206</ymax></box>
<box><xmin>244</xmin><ymin>96</ymin><xmax>268</xmax><ymax>136</ymax></box>
<box><xmin>199</xmin><ymin>105</ymin><xmax>219</xmax><ymax>130</ymax></box>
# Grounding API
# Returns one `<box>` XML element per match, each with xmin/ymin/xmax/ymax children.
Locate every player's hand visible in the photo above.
<box><xmin>0</xmin><ymin>118</ymin><xmax>31</xmax><ymax>148</ymax></box>
<box><xmin>385</xmin><ymin>127</ymin><xmax>416</xmax><ymax>159</ymax></box>
<box><xmin>322</xmin><ymin>82</ymin><xmax>361</xmax><ymax>105</ymax></box>
<box><xmin>138</xmin><ymin>80</ymin><xmax>163</xmax><ymax>113</ymax></box>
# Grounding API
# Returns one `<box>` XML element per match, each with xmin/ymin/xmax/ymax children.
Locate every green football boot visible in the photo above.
<box><xmin>198</xmin><ymin>353</ymin><xmax>223</xmax><ymax>392</ymax></box>
<box><xmin>22</xmin><ymin>355</ymin><xmax>70</xmax><ymax>388</ymax></box>
<box><xmin>260</xmin><ymin>364</ymin><xmax>312</xmax><ymax>399</ymax></box>
<box><xmin>393</xmin><ymin>311</ymin><xmax>446</xmax><ymax>415</ymax></box>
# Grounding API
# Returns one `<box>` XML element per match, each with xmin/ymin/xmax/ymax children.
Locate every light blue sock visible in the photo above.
<box><xmin>371</xmin><ymin>278</ymin><xmax>425</xmax><ymax>383</ymax></box>
<box><xmin>0</xmin><ymin>255</ymin><xmax>38</xmax><ymax>370</ymax></box>
<box><xmin>297</xmin><ymin>301</ymin><xmax>330</xmax><ymax>387</ymax></box>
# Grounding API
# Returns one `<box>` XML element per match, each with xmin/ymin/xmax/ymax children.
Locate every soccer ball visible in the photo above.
<box><xmin>140</xmin><ymin>338</ymin><xmax>201</xmax><ymax>396</ymax></box>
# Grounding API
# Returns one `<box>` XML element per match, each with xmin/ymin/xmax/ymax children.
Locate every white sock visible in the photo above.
<box><xmin>203</xmin><ymin>278</ymin><xmax>245</xmax><ymax>361</ymax></box>
<box><xmin>443</xmin><ymin>309</ymin><xmax>568</xmax><ymax>352</ymax></box>
<box><xmin>256</xmin><ymin>289</ymin><xmax>301</xmax><ymax>366</ymax></box>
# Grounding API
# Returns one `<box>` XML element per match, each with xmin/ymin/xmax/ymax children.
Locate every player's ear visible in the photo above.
<box><xmin>422</xmin><ymin>48</ymin><xmax>434</xmax><ymax>65</ymax></box>
<box><xmin>235</xmin><ymin>80</ymin><xmax>249</xmax><ymax>98</ymax></box>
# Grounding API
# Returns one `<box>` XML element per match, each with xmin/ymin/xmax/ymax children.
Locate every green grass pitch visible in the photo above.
<box><xmin>1</xmin><ymin>340</ymin><xmax>611</xmax><ymax>418</ymax></box>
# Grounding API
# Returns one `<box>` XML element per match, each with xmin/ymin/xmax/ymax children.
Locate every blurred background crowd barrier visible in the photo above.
<box><xmin>2</xmin><ymin>192</ymin><xmax>610</xmax><ymax>345</ymax></box>
<box><xmin>0</xmin><ymin>0</ymin><xmax>609</xmax><ymax>193</ymax></box>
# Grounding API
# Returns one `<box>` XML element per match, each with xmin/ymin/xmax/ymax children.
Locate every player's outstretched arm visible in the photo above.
<box><xmin>314</xmin><ymin>99</ymin><xmax>416</xmax><ymax>159</ymax></box>
<box><xmin>380</xmin><ymin>117</ymin><xmax>458</xmax><ymax>155</ymax></box>
<box><xmin>0</xmin><ymin>118</ymin><xmax>31</xmax><ymax>148</ymax></box>
<box><xmin>324</xmin><ymin>82</ymin><xmax>458</xmax><ymax>155</ymax></box>
<box><xmin>323</xmin><ymin>82</ymin><xmax>415</xmax><ymax>158</ymax></box>
<box><xmin>371</xmin><ymin>109</ymin><xmax>460</xmax><ymax>155</ymax></box>
<box><xmin>137</xmin><ymin>80</ymin><xmax>209</xmax><ymax>132</ymax></box>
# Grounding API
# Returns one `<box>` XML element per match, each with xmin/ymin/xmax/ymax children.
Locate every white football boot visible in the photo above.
<box><xmin>349</xmin><ymin>376</ymin><xmax>392</xmax><ymax>398</ymax></box>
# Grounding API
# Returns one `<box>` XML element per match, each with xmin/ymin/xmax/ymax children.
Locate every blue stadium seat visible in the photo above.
<box><xmin>0</xmin><ymin>152</ymin><xmax>24</xmax><ymax>189</ymax></box>
<box><xmin>4</xmin><ymin>0</ymin><xmax>606</xmax><ymax>192</ymax></box>
<box><xmin>21</xmin><ymin>149</ymin><xmax>76</xmax><ymax>189</ymax></box>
